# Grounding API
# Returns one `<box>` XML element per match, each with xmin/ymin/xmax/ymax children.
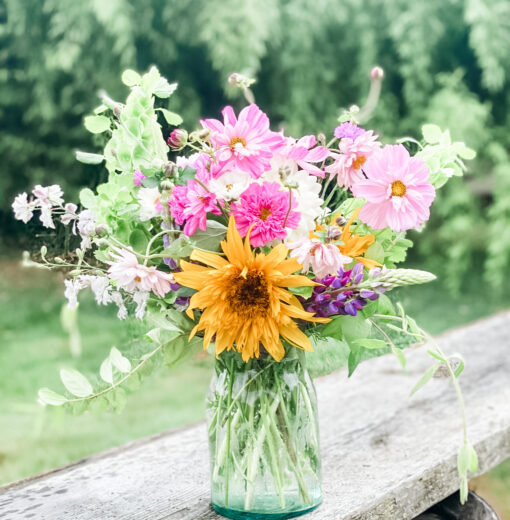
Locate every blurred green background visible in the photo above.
<box><xmin>0</xmin><ymin>0</ymin><xmax>509</xmax><ymax>516</ymax></box>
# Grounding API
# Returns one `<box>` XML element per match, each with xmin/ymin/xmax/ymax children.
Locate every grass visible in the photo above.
<box><xmin>0</xmin><ymin>257</ymin><xmax>509</xmax><ymax>516</ymax></box>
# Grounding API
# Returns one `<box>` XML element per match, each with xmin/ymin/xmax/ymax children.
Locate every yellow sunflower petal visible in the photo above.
<box><xmin>279</xmin><ymin>323</ymin><xmax>314</xmax><ymax>352</ymax></box>
<box><xmin>190</xmin><ymin>249</ymin><xmax>229</xmax><ymax>269</ymax></box>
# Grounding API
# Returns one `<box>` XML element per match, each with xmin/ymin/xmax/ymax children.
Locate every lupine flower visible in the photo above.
<box><xmin>200</xmin><ymin>104</ymin><xmax>284</xmax><ymax>178</ymax></box>
<box><xmin>288</xmin><ymin>238</ymin><xmax>351</xmax><ymax>279</ymax></box>
<box><xmin>326</xmin><ymin>131</ymin><xmax>380</xmax><ymax>188</ymax></box>
<box><xmin>305</xmin><ymin>264</ymin><xmax>380</xmax><ymax>318</ymax></box>
<box><xmin>351</xmin><ymin>144</ymin><xmax>436</xmax><ymax>231</ymax></box>
<box><xmin>107</xmin><ymin>247</ymin><xmax>174</xmax><ymax>298</ymax></box>
<box><xmin>133</xmin><ymin>170</ymin><xmax>146</xmax><ymax>187</ymax></box>
<box><xmin>231</xmin><ymin>182</ymin><xmax>300</xmax><ymax>247</ymax></box>
<box><xmin>12</xmin><ymin>193</ymin><xmax>36</xmax><ymax>223</ymax></box>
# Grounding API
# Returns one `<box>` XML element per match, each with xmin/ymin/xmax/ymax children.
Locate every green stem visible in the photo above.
<box><xmin>224</xmin><ymin>358</ymin><xmax>235</xmax><ymax>506</ymax></box>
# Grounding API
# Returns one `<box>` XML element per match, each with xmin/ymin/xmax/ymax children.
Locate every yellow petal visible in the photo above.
<box><xmin>190</xmin><ymin>249</ymin><xmax>228</xmax><ymax>269</ymax></box>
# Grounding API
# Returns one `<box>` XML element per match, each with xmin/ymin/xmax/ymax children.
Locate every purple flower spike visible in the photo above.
<box><xmin>345</xmin><ymin>301</ymin><xmax>358</xmax><ymax>316</ymax></box>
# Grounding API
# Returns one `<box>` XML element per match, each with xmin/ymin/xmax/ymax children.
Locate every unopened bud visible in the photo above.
<box><xmin>317</xmin><ymin>132</ymin><xmax>326</xmax><ymax>146</ymax></box>
<box><xmin>167</xmin><ymin>129</ymin><xmax>188</xmax><ymax>151</ymax></box>
<box><xmin>279</xmin><ymin>165</ymin><xmax>292</xmax><ymax>179</ymax></box>
<box><xmin>370</xmin><ymin>66</ymin><xmax>384</xmax><ymax>81</ymax></box>
<box><xmin>326</xmin><ymin>227</ymin><xmax>342</xmax><ymax>241</ymax></box>
<box><xmin>163</xmin><ymin>161</ymin><xmax>178</xmax><ymax>178</ymax></box>
<box><xmin>197</xmin><ymin>128</ymin><xmax>211</xmax><ymax>141</ymax></box>
<box><xmin>160</xmin><ymin>179</ymin><xmax>174</xmax><ymax>191</ymax></box>
<box><xmin>228</xmin><ymin>73</ymin><xmax>242</xmax><ymax>87</ymax></box>
<box><xmin>95</xmin><ymin>224</ymin><xmax>108</xmax><ymax>237</ymax></box>
<box><xmin>335</xmin><ymin>215</ymin><xmax>347</xmax><ymax>227</ymax></box>
<box><xmin>113</xmin><ymin>105</ymin><xmax>122</xmax><ymax>118</ymax></box>
<box><xmin>54</xmin><ymin>257</ymin><xmax>65</xmax><ymax>264</ymax></box>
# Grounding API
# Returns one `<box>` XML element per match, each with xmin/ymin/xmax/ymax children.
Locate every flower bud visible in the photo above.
<box><xmin>317</xmin><ymin>132</ymin><xmax>326</xmax><ymax>145</ymax></box>
<box><xmin>160</xmin><ymin>179</ymin><xmax>174</xmax><ymax>191</ymax></box>
<box><xmin>370</xmin><ymin>66</ymin><xmax>384</xmax><ymax>81</ymax></box>
<box><xmin>163</xmin><ymin>161</ymin><xmax>178</xmax><ymax>178</ymax></box>
<box><xmin>228</xmin><ymin>73</ymin><xmax>242</xmax><ymax>87</ymax></box>
<box><xmin>167</xmin><ymin>129</ymin><xmax>188</xmax><ymax>151</ymax></box>
<box><xmin>326</xmin><ymin>227</ymin><xmax>342</xmax><ymax>241</ymax></box>
<box><xmin>95</xmin><ymin>224</ymin><xmax>108</xmax><ymax>237</ymax></box>
<box><xmin>335</xmin><ymin>215</ymin><xmax>347</xmax><ymax>227</ymax></box>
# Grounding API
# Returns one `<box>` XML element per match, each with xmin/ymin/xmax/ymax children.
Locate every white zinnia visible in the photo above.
<box><xmin>138</xmin><ymin>187</ymin><xmax>163</xmax><ymax>221</ymax></box>
<box><xmin>208</xmin><ymin>170</ymin><xmax>251</xmax><ymax>202</ymax></box>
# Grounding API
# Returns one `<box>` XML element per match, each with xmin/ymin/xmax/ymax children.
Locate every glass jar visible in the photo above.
<box><xmin>206</xmin><ymin>349</ymin><xmax>322</xmax><ymax>519</ymax></box>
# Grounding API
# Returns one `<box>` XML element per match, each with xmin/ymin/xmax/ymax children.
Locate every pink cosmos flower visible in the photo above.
<box><xmin>189</xmin><ymin>152</ymin><xmax>226</xmax><ymax>182</ymax></box>
<box><xmin>201</xmin><ymin>104</ymin><xmax>284</xmax><ymax>178</ymax></box>
<box><xmin>326</xmin><ymin>130</ymin><xmax>380</xmax><ymax>188</ymax></box>
<box><xmin>288</xmin><ymin>238</ymin><xmax>351</xmax><ymax>279</ymax></box>
<box><xmin>279</xmin><ymin>135</ymin><xmax>329</xmax><ymax>177</ymax></box>
<box><xmin>168</xmin><ymin>180</ymin><xmax>221</xmax><ymax>236</ymax></box>
<box><xmin>107</xmin><ymin>247</ymin><xmax>174</xmax><ymax>298</ymax></box>
<box><xmin>231</xmin><ymin>182</ymin><xmax>301</xmax><ymax>247</ymax></box>
<box><xmin>351</xmin><ymin>144</ymin><xmax>436</xmax><ymax>232</ymax></box>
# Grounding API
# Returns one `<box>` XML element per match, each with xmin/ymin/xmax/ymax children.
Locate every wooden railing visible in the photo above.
<box><xmin>1</xmin><ymin>311</ymin><xmax>510</xmax><ymax>519</ymax></box>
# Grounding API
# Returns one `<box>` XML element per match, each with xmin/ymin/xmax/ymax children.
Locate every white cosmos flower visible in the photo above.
<box><xmin>138</xmin><ymin>187</ymin><xmax>163</xmax><ymax>221</ymax></box>
<box><xmin>32</xmin><ymin>184</ymin><xmax>64</xmax><ymax>207</ymax></box>
<box><xmin>208</xmin><ymin>170</ymin><xmax>251</xmax><ymax>202</ymax></box>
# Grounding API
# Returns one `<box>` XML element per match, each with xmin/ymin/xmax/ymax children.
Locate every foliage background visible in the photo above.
<box><xmin>2</xmin><ymin>0</ymin><xmax>510</xmax><ymax>290</ymax></box>
<box><xmin>1</xmin><ymin>0</ymin><xmax>510</xmax><ymax>514</ymax></box>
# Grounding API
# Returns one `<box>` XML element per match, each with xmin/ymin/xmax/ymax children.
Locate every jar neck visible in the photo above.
<box><xmin>215</xmin><ymin>347</ymin><xmax>305</xmax><ymax>373</ymax></box>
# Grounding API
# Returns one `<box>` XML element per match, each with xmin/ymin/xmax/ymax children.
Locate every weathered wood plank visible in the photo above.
<box><xmin>1</xmin><ymin>311</ymin><xmax>510</xmax><ymax>520</ymax></box>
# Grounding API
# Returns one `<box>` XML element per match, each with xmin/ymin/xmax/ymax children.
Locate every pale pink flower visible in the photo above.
<box><xmin>133</xmin><ymin>170</ymin><xmax>146</xmax><ymax>187</ymax></box>
<box><xmin>351</xmin><ymin>144</ymin><xmax>436</xmax><ymax>232</ymax></box>
<box><xmin>281</xmin><ymin>135</ymin><xmax>329</xmax><ymax>177</ymax></box>
<box><xmin>231</xmin><ymin>182</ymin><xmax>300</xmax><ymax>247</ymax></box>
<box><xmin>61</xmin><ymin>203</ymin><xmax>78</xmax><ymax>225</ymax></box>
<box><xmin>32</xmin><ymin>184</ymin><xmax>64</xmax><ymax>207</ymax></box>
<box><xmin>107</xmin><ymin>247</ymin><xmax>174</xmax><ymax>298</ymax></box>
<box><xmin>201</xmin><ymin>104</ymin><xmax>284</xmax><ymax>178</ymax></box>
<box><xmin>288</xmin><ymin>238</ymin><xmax>351</xmax><ymax>279</ymax></box>
<box><xmin>326</xmin><ymin>131</ymin><xmax>380</xmax><ymax>188</ymax></box>
<box><xmin>188</xmin><ymin>152</ymin><xmax>225</xmax><ymax>182</ymax></box>
<box><xmin>12</xmin><ymin>193</ymin><xmax>36</xmax><ymax>223</ymax></box>
<box><xmin>169</xmin><ymin>180</ymin><xmax>221</xmax><ymax>236</ymax></box>
<box><xmin>138</xmin><ymin>187</ymin><xmax>164</xmax><ymax>221</ymax></box>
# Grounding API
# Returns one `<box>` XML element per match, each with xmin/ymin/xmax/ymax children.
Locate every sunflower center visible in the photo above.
<box><xmin>353</xmin><ymin>155</ymin><xmax>366</xmax><ymax>170</ymax></box>
<box><xmin>259</xmin><ymin>207</ymin><xmax>272</xmax><ymax>220</ymax></box>
<box><xmin>391</xmin><ymin>180</ymin><xmax>407</xmax><ymax>197</ymax></box>
<box><xmin>228</xmin><ymin>270</ymin><xmax>269</xmax><ymax>317</ymax></box>
<box><xmin>230</xmin><ymin>136</ymin><xmax>246</xmax><ymax>148</ymax></box>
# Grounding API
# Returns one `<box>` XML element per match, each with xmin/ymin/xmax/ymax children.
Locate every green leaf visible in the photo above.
<box><xmin>422</xmin><ymin>124</ymin><xmax>443</xmax><ymax>144</ymax></box>
<box><xmin>364</xmin><ymin>242</ymin><xmax>385</xmax><ymax>264</ymax></box>
<box><xmin>175</xmin><ymin>166</ymin><xmax>197</xmax><ymax>186</ymax></box>
<box><xmin>468</xmin><ymin>445</ymin><xmax>478</xmax><ymax>473</ymax></box>
<box><xmin>38</xmin><ymin>388</ymin><xmax>67</xmax><ymax>406</ymax></box>
<box><xmin>153</xmin><ymin>78</ymin><xmax>178</xmax><ymax>98</ymax></box>
<box><xmin>347</xmin><ymin>342</ymin><xmax>364</xmax><ymax>377</ymax></box>
<box><xmin>376</xmin><ymin>294</ymin><xmax>395</xmax><ymax>316</ymax></box>
<box><xmin>129</xmin><ymin>229</ymin><xmax>148</xmax><ymax>253</ymax></box>
<box><xmin>121</xmin><ymin>69</ymin><xmax>141</xmax><ymax>87</ymax></box>
<box><xmin>109</xmin><ymin>347</ymin><xmax>131</xmax><ymax>373</ymax></box>
<box><xmin>79</xmin><ymin>188</ymin><xmax>96</xmax><ymax>209</ymax></box>
<box><xmin>457</xmin><ymin>443</ymin><xmax>471</xmax><ymax>476</ymax></box>
<box><xmin>100</xmin><ymin>358</ymin><xmax>113</xmax><ymax>384</ymax></box>
<box><xmin>84</xmin><ymin>115</ymin><xmax>111</xmax><ymax>134</ymax></box>
<box><xmin>322</xmin><ymin>314</ymin><xmax>372</xmax><ymax>342</ymax></box>
<box><xmin>159</xmin><ymin>108</ymin><xmax>183</xmax><ymax>126</ymax></box>
<box><xmin>459</xmin><ymin>477</ymin><xmax>469</xmax><ymax>504</ymax></box>
<box><xmin>60</xmin><ymin>369</ymin><xmax>93</xmax><ymax>398</ymax></box>
<box><xmin>306</xmin><ymin>335</ymin><xmax>350</xmax><ymax>378</ymax></box>
<box><xmin>191</xmin><ymin>220</ymin><xmax>227</xmax><ymax>252</ymax></box>
<box><xmin>427</xmin><ymin>349</ymin><xmax>447</xmax><ymax>363</ymax></box>
<box><xmin>160</xmin><ymin>234</ymin><xmax>193</xmax><ymax>259</ymax></box>
<box><xmin>352</xmin><ymin>338</ymin><xmax>387</xmax><ymax>349</ymax></box>
<box><xmin>75</xmin><ymin>151</ymin><xmax>104</xmax><ymax>165</ymax></box>
<box><xmin>410</xmin><ymin>364</ymin><xmax>438</xmax><ymax>396</ymax></box>
<box><xmin>289</xmin><ymin>285</ymin><xmax>314</xmax><ymax>299</ymax></box>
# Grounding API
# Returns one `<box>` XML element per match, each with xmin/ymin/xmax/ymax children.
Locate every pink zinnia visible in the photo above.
<box><xmin>326</xmin><ymin>130</ymin><xmax>380</xmax><ymax>188</ymax></box>
<box><xmin>201</xmin><ymin>104</ymin><xmax>284</xmax><ymax>178</ymax></box>
<box><xmin>107</xmin><ymin>247</ymin><xmax>174</xmax><ymax>298</ymax></box>
<box><xmin>168</xmin><ymin>180</ymin><xmax>221</xmax><ymax>236</ymax></box>
<box><xmin>351</xmin><ymin>144</ymin><xmax>436</xmax><ymax>232</ymax></box>
<box><xmin>231</xmin><ymin>182</ymin><xmax>301</xmax><ymax>247</ymax></box>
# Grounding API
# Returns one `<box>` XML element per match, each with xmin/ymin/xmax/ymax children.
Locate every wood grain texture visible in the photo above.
<box><xmin>1</xmin><ymin>311</ymin><xmax>510</xmax><ymax>520</ymax></box>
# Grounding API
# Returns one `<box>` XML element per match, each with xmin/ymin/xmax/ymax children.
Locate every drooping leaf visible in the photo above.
<box><xmin>84</xmin><ymin>115</ymin><xmax>111</xmax><ymax>134</ymax></box>
<box><xmin>60</xmin><ymin>369</ymin><xmax>93</xmax><ymax>398</ymax></box>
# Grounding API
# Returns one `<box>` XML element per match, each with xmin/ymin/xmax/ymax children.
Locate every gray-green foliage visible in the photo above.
<box><xmin>2</xmin><ymin>0</ymin><xmax>510</xmax><ymax>287</ymax></box>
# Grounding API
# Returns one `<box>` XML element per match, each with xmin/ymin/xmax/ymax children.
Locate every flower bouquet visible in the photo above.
<box><xmin>13</xmin><ymin>67</ymin><xmax>478</xmax><ymax>518</ymax></box>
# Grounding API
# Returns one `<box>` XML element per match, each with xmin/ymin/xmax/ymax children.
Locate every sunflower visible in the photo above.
<box><xmin>173</xmin><ymin>216</ymin><xmax>329</xmax><ymax>362</ymax></box>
